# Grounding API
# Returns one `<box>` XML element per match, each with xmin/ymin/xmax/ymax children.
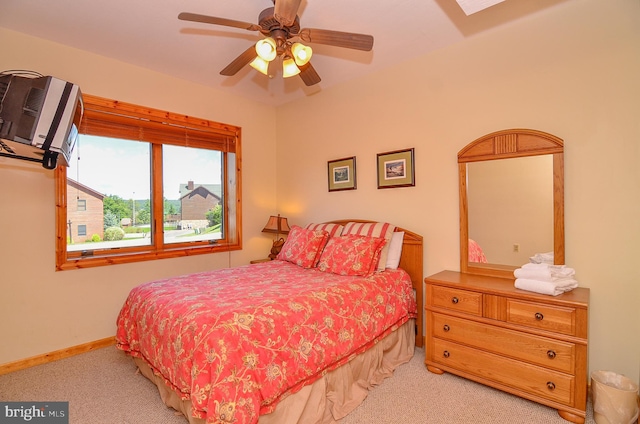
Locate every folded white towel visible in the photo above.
<box><xmin>514</xmin><ymin>263</ymin><xmax>576</xmax><ymax>282</ymax></box>
<box><xmin>529</xmin><ymin>252</ymin><xmax>554</xmax><ymax>264</ymax></box>
<box><xmin>514</xmin><ymin>278</ymin><xmax>578</xmax><ymax>296</ymax></box>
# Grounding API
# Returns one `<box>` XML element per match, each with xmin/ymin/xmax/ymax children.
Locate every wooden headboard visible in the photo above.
<box><xmin>325</xmin><ymin>219</ymin><xmax>424</xmax><ymax>347</ymax></box>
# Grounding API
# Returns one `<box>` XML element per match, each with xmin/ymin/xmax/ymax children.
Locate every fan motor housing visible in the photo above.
<box><xmin>259</xmin><ymin>7</ymin><xmax>300</xmax><ymax>34</ymax></box>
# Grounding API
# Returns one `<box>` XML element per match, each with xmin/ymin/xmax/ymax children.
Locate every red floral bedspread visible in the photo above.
<box><xmin>116</xmin><ymin>260</ymin><xmax>416</xmax><ymax>424</ymax></box>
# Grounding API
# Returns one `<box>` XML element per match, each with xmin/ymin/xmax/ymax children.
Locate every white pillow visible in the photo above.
<box><xmin>385</xmin><ymin>231</ymin><xmax>404</xmax><ymax>269</ymax></box>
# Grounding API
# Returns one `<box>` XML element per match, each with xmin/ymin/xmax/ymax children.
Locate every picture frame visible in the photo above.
<box><xmin>328</xmin><ymin>156</ymin><xmax>357</xmax><ymax>192</ymax></box>
<box><xmin>377</xmin><ymin>148</ymin><xmax>415</xmax><ymax>189</ymax></box>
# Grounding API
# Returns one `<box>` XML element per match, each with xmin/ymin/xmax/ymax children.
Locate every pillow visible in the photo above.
<box><xmin>317</xmin><ymin>235</ymin><xmax>387</xmax><ymax>277</ymax></box>
<box><xmin>468</xmin><ymin>239</ymin><xmax>488</xmax><ymax>263</ymax></box>
<box><xmin>385</xmin><ymin>231</ymin><xmax>404</xmax><ymax>269</ymax></box>
<box><xmin>305</xmin><ymin>222</ymin><xmax>344</xmax><ymax>238</ymax></box>
<box><xmin>276</xmin><ymin>225</ymin><xmax>329</xmax><ymax>268</ymax></box>
<box><xmin>341</xmin><ymin>222</ymin><xmax>396</xmax><ymax>272</ymax></box>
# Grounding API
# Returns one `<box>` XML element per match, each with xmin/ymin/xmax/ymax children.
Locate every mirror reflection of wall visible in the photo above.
<box><xmin>467</xmin><ymin>155</ymin><xmax>553</xmax><ymax>266</ymax></box>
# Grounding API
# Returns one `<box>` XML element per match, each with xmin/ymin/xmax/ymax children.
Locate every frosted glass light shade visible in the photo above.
<box><xmin>282</xmin><ymin>57</ymin><xmax>300</xmax><ymax>78</ymax></box>
<box><xmin>291</xmin><ymin>43</ymin><xmax>312</xmax><ymax>66</ymax></box>
<box><xmin>255</xmin><ymin>38</ymin><xmax>277</xmax><ymax>61</ymax></box>
<box><xmin>250</xmin><ymin>57</ymin><xmax>270</xmax><ymax>75</ymax></box>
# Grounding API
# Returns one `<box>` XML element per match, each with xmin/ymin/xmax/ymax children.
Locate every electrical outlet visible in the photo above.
<box><xmin>513</xmin><ymin>244</ymin><xmax>520</xmax><ymax>252</ymax></box>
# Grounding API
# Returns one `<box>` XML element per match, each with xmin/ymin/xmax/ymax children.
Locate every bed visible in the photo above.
<box><xmin>116</xmin><ymin>219</ymin><xmax>423</xmax><ymax>424</ymax></box>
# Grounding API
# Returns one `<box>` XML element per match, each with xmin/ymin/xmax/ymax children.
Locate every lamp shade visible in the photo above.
<box><xmin>282</xmin><ymin>57</ymin><xmax>301</xmax><ymax>78</ymax></box>
<box><xmin>249</xmin><ymin>56</ymin><xmax>270</xmax><ymax>75</ymax></box>
<box><xmin>262</xmin><ymin>214</ymin><xmax>291</xmax><ymax>235</ymax></box>
<box><xmin>291</xmin><ymin>42</ymin><xmax>312</xmax><ymax>66</ymax></box>
<box><xmin>255</xmin><ymin>37</ymin><xmax>277</xmax><ymax>61</ymax></box>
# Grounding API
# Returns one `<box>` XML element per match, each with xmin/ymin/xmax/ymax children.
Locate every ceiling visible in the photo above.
<box><xmin>0</xmin><ymin>0</ymin><xmax>570</xmax><ymax>107</ymax></box>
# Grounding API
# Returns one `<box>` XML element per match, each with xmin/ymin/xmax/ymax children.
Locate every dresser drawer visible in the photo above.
<box><xmin>430</xmin><ymin>312</ymin><xmax>575</xmax><ymax>373</ymax></box>
<box><xmin>506</xmin><ymin>299</ymin><xmax>576</xmax><ymax>336</ymax></box>
<box><xmin>432</xmin><ymin>338</ymin><xmax>575</xmax><ymax>406</ymax></box>
<box><xmin>430</xmin><ymin>286</ymin><xmax>482</xmax><ymax>316</ymax></box>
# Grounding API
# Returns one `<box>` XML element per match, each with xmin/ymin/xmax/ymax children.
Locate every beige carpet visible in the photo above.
<box><xmin>0</xmin><ymin>346</ymin><xmax>596</xmax><ymax>423</ymax></box>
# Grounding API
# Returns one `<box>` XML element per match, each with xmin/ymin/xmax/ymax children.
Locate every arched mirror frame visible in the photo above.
<box><xmin>459</xmin><ymin>129</ymin><xmax>564</xmax><ymax>279</ymax></box>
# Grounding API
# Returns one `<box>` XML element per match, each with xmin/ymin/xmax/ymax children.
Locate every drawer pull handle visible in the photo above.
<box><xmin>451</xmin><ymin>297</ymin><xmax>459</xmax><ymax>304</ymax></box>
<box><xmin>547</xmin><ymin>381</ymin><xmax>556</xmax><ymax>391</ymax></box>
<box><xmin>547</xmin><ymin>350</ymin><xmax>556</xmax><ymax>359</ymax></box>
<box><xmin>443</xmin><ymin>350</ymin><xmax>450</xmax><ymax>358</ymax></box>
<box><xmin>443</xmin><ymin>324</ymin><xmax>450</xmax><ymax>332</ymax></box>
<box><xmin>535</xmin><ymin>312</ymin><xmax>544</xmax><ymax>321</ymax></box>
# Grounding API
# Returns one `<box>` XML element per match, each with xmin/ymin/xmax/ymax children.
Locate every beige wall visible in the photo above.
<box><xmin>0</xmin><ymin>29</ymin><xmax>278</xmax><ymax>363</ymax></box>
<box><xmin>276</xmin><ymin>0</ymin><xmax>640</xmax><ymax>384</ymax></box>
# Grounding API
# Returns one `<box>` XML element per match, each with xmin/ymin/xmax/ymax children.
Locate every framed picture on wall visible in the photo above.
<box><xmin>328</xmin><ymin>156</ymin><xmax>357</xmax><ymax>192</ymax></box>
<box><xmin>377</xmin><ymin>148</ymin><xmax>415</xmax><ymax>189</ymax></box>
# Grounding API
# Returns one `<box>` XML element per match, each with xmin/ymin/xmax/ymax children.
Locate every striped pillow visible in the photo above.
<box><xmin>342</xmin><ymin>222</ymin><xmax>396</xmax><ymax>271</ymax></box>
<box><xmin>305</xmin><ymin>223</ymin><xmax>344</xmax><ymax>238</ymax></box>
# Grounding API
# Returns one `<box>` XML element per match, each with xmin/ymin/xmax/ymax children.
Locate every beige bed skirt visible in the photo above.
<box><xmin>134</xmin><ymin>319</ymin><xmax>415</xmax><ymax>424</ymax></box>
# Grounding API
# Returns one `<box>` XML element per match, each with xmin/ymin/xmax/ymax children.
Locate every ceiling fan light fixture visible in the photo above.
<box><xmin>249</xmin><ymin>56</ymin><xmax>270</xmax><ymax>75</ymax></box>
<box><xmin>255</xmin><ymin>37</ymin><xmax>277</xmax><ymax>61</ymax></box>
<box><xmin>291</xmin><ymin>43</ymin><xmax>312</xmax><ymax>66</ymax></box>
<box><xmin>178</xmin><ymin>4</ymin><xmax>375</xmax><ymax>85</ymax></box>
<box><xmin>282</xmin><ymin>57</ymin><xmax>301</xmax><ymax>78</ymax></box>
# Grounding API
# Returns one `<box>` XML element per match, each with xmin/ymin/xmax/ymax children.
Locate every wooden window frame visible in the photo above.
<box><xmin>55</xmin><ymin>94</ymin><xmax>242</xmax><ymax>270</ymax></box>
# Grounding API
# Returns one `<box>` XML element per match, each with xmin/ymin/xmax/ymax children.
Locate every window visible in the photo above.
<box><xmin>55</xmin><ymin>94</ymin><xmax>242</xmax><ymax>270</ymax></box>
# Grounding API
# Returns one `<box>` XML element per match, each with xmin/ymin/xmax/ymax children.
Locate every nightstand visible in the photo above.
<box><xmin>250</xmin><ymin>258</ymin><xmax>272</xmax><ymax>264</ymax></box>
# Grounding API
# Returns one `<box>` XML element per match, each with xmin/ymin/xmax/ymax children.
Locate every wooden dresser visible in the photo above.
<box><xmin>425</xmin><ymin>270</ymin><xmax>589</xmax><ymax>423</ymax></box>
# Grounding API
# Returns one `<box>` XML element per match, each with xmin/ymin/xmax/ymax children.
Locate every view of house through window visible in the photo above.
<box><xmin>162</xmin><ymin>144</ymin><xmax>223</xmax><ymax>245</ymax></box>
<box><xmin>66</xmin><ymin>138</ymin><xmax>223</xmax><ymax>250</ymax></box>
<box><xmin>55</xmin><ymin>94</ymin><xmax>241</xmax><ymax>270</ymax></box>
<box><xmin>67</xmin><ymin>135</ymin><xmax>152</xmax><ymax>251</ymax></box>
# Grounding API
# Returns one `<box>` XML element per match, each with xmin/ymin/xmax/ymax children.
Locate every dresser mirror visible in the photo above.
<box><xmin>459</xmin><ymin>129</ymin><xmax>565</xmax><ymax>279</ymax></box>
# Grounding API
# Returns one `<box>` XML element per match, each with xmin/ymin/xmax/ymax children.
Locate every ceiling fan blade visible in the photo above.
<box><xmin>178</xmin><ymin>12</ymin><xmax>261</xmax><ymax>32</ymax></box>
<box><xmin>274</xmin><ymin>0</ymin><xmax>303</xmax><ymax>27</ymax></box>
<box><xmin>298</xmin><ymin>28</ymin><xmax>374</xmax><ymax>51</ymax></box>
<box><xmin>298</xmin><ymin>62</ymin><xmax>321</xmax><ymax>86</ymax></box>
<box><xmin>220</xmin><ymin>45</ymin><xmax>257</xmax><ymax>76</ymax></box>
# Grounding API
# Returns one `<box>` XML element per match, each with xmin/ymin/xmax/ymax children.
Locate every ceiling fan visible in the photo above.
<box><xmin>178</xmin><ymin>0</ymin><xmax>374</xmax><ymax>86</ymax></box>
